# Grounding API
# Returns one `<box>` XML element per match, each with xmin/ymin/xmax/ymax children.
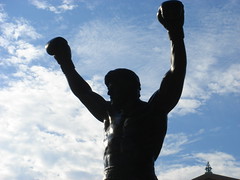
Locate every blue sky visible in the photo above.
<box><xmin>0</xmin><ymin>0</ymin><xmax>239</xmax><ymax>179</ymax></box>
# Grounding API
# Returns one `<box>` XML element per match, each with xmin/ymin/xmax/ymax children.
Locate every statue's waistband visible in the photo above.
<box><xmin>103</xmin><ymin>165</ymin><xmax>157</xmax><ymax>180</ymax></box>
<box><xmin>104</xmin><ymin>152</ymin><xmax>155</xmax><ymax>168</ymax></box>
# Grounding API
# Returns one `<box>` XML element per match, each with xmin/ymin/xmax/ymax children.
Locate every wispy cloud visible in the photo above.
<box><xmin>161</xmin><ymin>133</ymin><xmax>190</xmax><ymax>156</ymax></box>
<box><xmin>71</xmin><ymin>19</ymin><xmax>165</xmax><ymax>75</ymax></box>
<box><xmin>209</xmin><ymin>64</ymin><xmax>240</xmax><ymax>94</ymax></box>
<box><xmin>1</xmin><ymin>18</ymin><xmax>40</xmax><ymax>40</ymax></box>
<box><xmin>0</xmin><ymin>4</ymin><xmax>7</xmax><ymax>22</ymax></box>
<box><xmin>0</xmin><ymin>9</ymin><xmax>43</xmax><ymax>65</ymax></box>
<box><xmin>29</xmin><ymin>0</ymin><xmax>78</xmax><ymax>14</ymax></box>
<box><xmin>160</xmin><ymin>129</ymin><xmax>205</xmax><ymax>157</ymax></box>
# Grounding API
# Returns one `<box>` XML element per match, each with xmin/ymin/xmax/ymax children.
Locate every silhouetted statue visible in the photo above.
<box><xmin>46</xmin><ymin>1</ymin><xmax>186</xmax><ymax>179</ymax></box>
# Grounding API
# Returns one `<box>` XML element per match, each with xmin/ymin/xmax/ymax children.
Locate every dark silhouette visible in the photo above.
<box><xmin>46</xmin><ymin>1</ymin><xmax>186</xmax><ymax>179</ymax></box>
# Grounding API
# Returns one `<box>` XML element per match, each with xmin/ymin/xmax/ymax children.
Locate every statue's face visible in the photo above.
<box><xmin>107</xmin><ymin>81</ymin><xmax>138</xmax><ymax>109</ymax></box>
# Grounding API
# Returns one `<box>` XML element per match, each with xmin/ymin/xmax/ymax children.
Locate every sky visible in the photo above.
<box><xmin>0</xmin><ymin>0</ymin><xmax>239</xmax><ymax>179</ymax></box>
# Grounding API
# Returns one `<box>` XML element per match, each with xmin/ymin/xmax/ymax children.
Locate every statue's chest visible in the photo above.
<box><xmin>103</xmin><ymin>111</ymin><xmax>152</xmax><ymax>151</ymax></box>
<box><xmin>104</xmin><ymin>113</ymin><xmax>125</xmax><ymax>139</ymax></box>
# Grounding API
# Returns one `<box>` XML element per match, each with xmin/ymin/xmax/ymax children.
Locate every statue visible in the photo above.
<box><xmin>45</xmin><ymin>0</ymin><xmax>186</xmax><ymax>179</ymax></box>
<box><xmin>205</xmin><ymin>162</ymin><xmax>213</xmax><ymax>174</ymax></box>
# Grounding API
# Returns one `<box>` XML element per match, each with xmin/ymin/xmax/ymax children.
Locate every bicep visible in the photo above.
<box><xmin>80</xmin><ymin>91</ymin><xmax>108</xmax><ymax>122</ymax></box>
<box><xmin>148</xmin><ymin>70</ymin><xmax>185</xmax><ymax>114</ymax></box>
<box><xmin>64</xmin><ymin>70</ymin><xmax>108</xmax><ymax>122</ymax></box>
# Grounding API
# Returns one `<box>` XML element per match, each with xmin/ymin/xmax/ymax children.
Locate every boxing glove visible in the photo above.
<box><xmin>157</xmin><ymin>0</ymin><xmax>184</xmax><ymax>40</ymax></box>
<box><xmin>45</xmin><ymin>37</ymin><xmax>75</xmax><ymax>73</ymax></box>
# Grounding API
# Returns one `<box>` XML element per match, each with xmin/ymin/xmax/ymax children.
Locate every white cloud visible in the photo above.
<box><xmin>0</xmin><ymin>4</ymin><xmax>7</xmax><ymax>22</ymax></box>
<box><xmin>0</xmin><ymin>6</ymin><xmax>104</xmax><ymax>178</ymax></box>
<box><xmin>160</xmin><ymin>130</ymin><xmax>204</xmax><ymax>157</ymax></box>
<box><xmin>72</xmin><ymin>20</ymin><xmax>164</xmax><ymax>74</ymax></box>
<box><xmin>0</xmin><ymin>65</ymin><xmax>103</xmax><ymax>180</ymax></box>
<box><xmin>173</xmin><ymin>98</ymin><xmax>203</xmax><ymax>115</ymax></box>
<box><xmin>4</xmin><ymin>41</ymin><xmax>44</xmax><ymax>64</ymax></box>
<box><xmin>29</xmin><ymin>0</ymin><xmax>78</xmax><ymax>14</ymax></box>
<box><xmin>161</xmin><ymin>133</ymin><xmax>190</xmax><ymax>156</ymax></box>
<box><xmin>1</xmin><ymin>18</ymin><xmax>41</xmax><ymax>40</ymax></box>
<box><xmin>156</xmin><ymin>151</ymin><xmax>240</xmax><ymax>180</ymax></box>
<box><xmin>194</xmin><ymin>152</ymin><xmax>240</xmax><ymax>177</ymax></box>
<box><xmin>157</xmin><ymin>164</ymin><xmax>203</xmax><ymax>180</ymax></box>
<box><xmin>0</xmin><ymin>7</ymin><xmax>43</xmax><ymax>65</ymax></box>
<box><xmin>209</xmin><ymin>64</ymin><xmax>240</xmax><ymax>94</ymax></box>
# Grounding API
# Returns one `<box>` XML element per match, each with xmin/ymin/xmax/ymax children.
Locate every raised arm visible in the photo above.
<box><xmin>149</xmin><ymin>0</ymin><xmax>186</xmax><ymax>114</ymax></box>
<box><xmin>158</xmin><ymin>38</ymin><xmax>186</xmax><ymax>114</ymax></box>
<box><xmin>45</xmin><ymin>37</ymin><xmax>107</xmax><ymax>122</ymax></box>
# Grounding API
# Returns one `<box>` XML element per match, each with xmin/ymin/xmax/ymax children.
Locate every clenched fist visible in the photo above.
<box><xmin>157</xmin><ymin>0</ymin><xmax>184</xmax><ymax>40</ymax></box>
<box><xmin>45</xmin><ymin>37</ymin><xmax>75</xmax><ymax>73</ymax></box>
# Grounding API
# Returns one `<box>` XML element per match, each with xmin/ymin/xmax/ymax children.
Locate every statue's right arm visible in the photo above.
<box><xmin>46</xmin><ymin>37</ymin><xmax>108</xmax><ymax>122</ymax></box>
<box><xmin>63</xmin><ymin>69</ymin><xmax>108</xmax><ymax>122</ymax></box>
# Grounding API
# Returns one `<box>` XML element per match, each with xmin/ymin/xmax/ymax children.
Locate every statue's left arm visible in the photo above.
<box><xmin>149</xmin><ymin>0</ymin><xmax>186</xmax><ymax>114</ymax></box>
<box><xmin>157</xmin><ymin>38</ymin><xmax>186</xmax><ymax>114</ymax></box>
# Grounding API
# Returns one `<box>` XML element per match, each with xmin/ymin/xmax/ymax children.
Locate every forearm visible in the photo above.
<box><xmin>62</xmin><ymin>67</ymin><xmax>93</xmax><ymax>98</ymax></box>
<box><xmin>170</xmin><ymin>38</ymin><xmax>187</xmax><ymax>75</ymax></box>
<box><xmin>62</xmin><ymin>64</ymin><xmax>107</xmax><ymax>122</ymax></box>
<box><xmin>156</xmin><ymin>37</ymin><xmax>186</xmax><ymax>112</ymax></box>
<box><xmin>156</xmin><ymin>39</ymin><xmax>186</xmax><ymax>113</ymax></box>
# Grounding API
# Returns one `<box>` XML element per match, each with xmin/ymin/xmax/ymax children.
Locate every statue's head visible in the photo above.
<box><xmin>105</xmin><ymin>68</ymin><xmax>141</xmax><ymax>108</ymax></box>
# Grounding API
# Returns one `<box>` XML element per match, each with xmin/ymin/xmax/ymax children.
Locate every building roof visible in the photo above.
<box><xmin>192</xmin><ymin>162</ymin><xmax>239</xmax><ymax>180</ymax></box>
<box><xmin>192</xmin><ymin>172</ymin><xmax>240</xmax><ymax>180</ymax></box>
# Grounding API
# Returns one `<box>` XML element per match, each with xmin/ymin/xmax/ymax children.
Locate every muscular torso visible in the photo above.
<box><xmin>103</xmin><ymin>100</ymin><xmax>167</xmax><ymax>180</ymax></box>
